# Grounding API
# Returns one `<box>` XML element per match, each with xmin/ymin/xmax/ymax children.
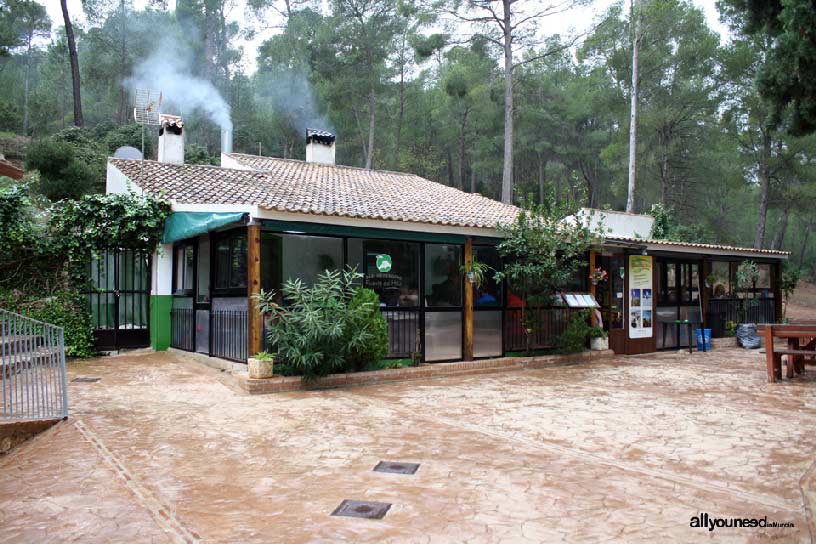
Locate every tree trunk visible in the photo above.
<box><xmin>61</xmin><ymin>0</ymin><xmax>83</xmax><ymax>127</ymax></box>
<box><xmin>500</xmin><ymin>0</ymin><xmax>514</xmax><ymax>204</ymax></box>
<box><xmin>394</xmin><ymin>35</ymin><xmax>406</xmax><ymax>170</ymax></box>
<box><xmin>754</xmin><ymin>127</ymin><xmax>772</xmax><ymax>249</ymax></box>
<box><xmin>470</xmin><ymin>168</ymin><xmax>476</xmax><ymax>193</ymax></box>
<box><xmin>116</xmin><ymin>0</ymin><xmax>128</xmax><ymax>124</ymax></box>
<box><xmin>23</xmin><ymin>39</ymin><xmax>31</xmax><ymax>135</ymax></box>
<box><xmin>538</xmin><ymin>154</ymin><xmax>546</xmax><ymax>205</ymax></box>
<box><xmin>446</xmin><ymin>147</ymin><xmax>454</xmax><ymax>186</ymax></box>
<box><xmin>457</xmin><ymin>109</ymin><xmax>469</xmax><ymax>190</ymax></box>
<box><xmin>626</xmin><ymin>0</ymin><xmax>640</xmax><ymax>213</ymax></box>
<box><xmin>366</xmin><ymin>89</ymin><xmax>376</xmax><ymax>170</ymax></box>
<box><xmin>771</xmin><ymin>206</ymin><xmax>790</xmax><ymax>250</ymax></box>
<box><xmin>798</xmin><ymin>221</ymin><xmax>812</xmax><ymax>270</ymax></box>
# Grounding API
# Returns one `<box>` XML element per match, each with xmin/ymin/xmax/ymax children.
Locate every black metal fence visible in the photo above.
<box><xmin>170</xmin><ymin>308</ymin><xmax>194</xmax><ymax>351</ymax></box>
<box><xmin>504</xmin><ymin>307</ymin><xmax>578</xmax><ymax>352</ymax></box>
<box><xmin>211</xmin><ymin>310</ymin><xmax>247</xmax><ymax>363</ymax></box>
<box><xmin>381</xmin><ymin>309</ymin><xmax>420</xmax><ymax>358</ymax></box>
<box><xmin>707</xmin><ymin>298</ymin><xmax>775</xmax><ymax>337</ymax></box>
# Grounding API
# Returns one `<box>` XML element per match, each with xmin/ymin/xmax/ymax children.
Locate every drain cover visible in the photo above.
<box><xmin>72</xmin><ymin>376</ymin><xmax>101</xmax><ymax>383</ymax></box>
<box><xmin>373</xmin><ymin>461</ymin><xmax>419</xmax><ymax>475</ymax></box>
<box><xmin>331</xmin><ymin>500</ymin><xmax>391</xmax><ymax>519</ymax></box>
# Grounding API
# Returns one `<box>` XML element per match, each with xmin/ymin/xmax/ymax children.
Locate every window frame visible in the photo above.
<box><xmin>212</xmin><ymin>229</ymin><xmax>249</xmax><ymax>296</ymax></box>
<box><xmin>172</xmin><ymin>240</ymin><xmax>196</xmax><ymax>296</ymax></box>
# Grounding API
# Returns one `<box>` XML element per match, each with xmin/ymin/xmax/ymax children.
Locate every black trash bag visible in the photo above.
<box><xmin>737</xmin><ymin>323</ymin><xmax>761</xmax><ymax>349</ymax></box>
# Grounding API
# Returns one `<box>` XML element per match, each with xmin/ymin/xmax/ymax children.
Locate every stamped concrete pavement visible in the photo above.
<box><xmin>1</xmin><ymin>348</ymin><xmax>814</xmax><ymax>543</ymax></box>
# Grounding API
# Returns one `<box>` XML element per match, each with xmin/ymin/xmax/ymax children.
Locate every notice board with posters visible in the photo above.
<box><xmin>628</xmin><ymin>255</ymin><xmax>654</xmax><ymax>339</ymax></box>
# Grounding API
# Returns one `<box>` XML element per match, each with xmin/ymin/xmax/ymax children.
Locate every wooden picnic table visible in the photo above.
<box><xmin>758</xmin><ymin>323</ymin><xmax>816</xmax><ymax>383</ymax></box>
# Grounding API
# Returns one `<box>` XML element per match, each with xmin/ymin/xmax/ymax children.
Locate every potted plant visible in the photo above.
<box><xmin>459</xmin><ymin>257</ymin><xmax>492</xmax><ymax>288</ymax></box>
<box><xmin>248</xmin><ymin>351</ymin><xmax>275</xmax><ymax>379</ymax></box>
<box><xmin>589</xmin><ymin>267</ymin><xmax>608</xmax><ymax>286</ymax></box>
<box><xmin>589</xmin><ymin>327</ymin><xmax>608</xmax><ymax>351</ymax></box>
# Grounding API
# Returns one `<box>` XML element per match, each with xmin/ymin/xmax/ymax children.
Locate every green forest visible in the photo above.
<box><xmin>0</xmin><ymin>0</ymin><xmax>814</xmax><ymax>275</ymax></box>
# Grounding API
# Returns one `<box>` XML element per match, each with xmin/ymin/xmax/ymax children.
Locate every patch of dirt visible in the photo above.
<box><xmin>786</xmin><ymin>280</ymin><xmax>816</xmax><ymax>320</ymax></box>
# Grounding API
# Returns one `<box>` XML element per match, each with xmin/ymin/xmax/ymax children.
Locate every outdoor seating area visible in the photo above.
<box><xmin>761</xmin><ymin>323</ymin><xmax>816</xmax><ymax>382</ymax></box>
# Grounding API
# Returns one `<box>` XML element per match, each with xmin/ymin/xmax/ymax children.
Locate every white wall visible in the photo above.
<box><xmin>106</xmin><ymin>162</ymin><xmax>142</xmax><ymax>195</ymax></box>
<box><xmin>152</xmin><ymin>244</ymin><xmax>173</xmax><ymax>296</ymax></box>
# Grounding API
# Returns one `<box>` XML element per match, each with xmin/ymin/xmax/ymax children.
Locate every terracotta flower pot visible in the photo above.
<box><xmin>248</xmin><ymin>356</ymin><xmax>274</xmax><ymax>379</ymax></box>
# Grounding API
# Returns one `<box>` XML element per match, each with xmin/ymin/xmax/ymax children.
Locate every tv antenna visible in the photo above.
<box><xmin>132</xmin><ymin>88</ymin><xmax>162</xmax><ymax>180</ymax></box>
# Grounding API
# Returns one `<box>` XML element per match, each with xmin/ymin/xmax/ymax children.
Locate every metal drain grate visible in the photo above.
<box><xmin>72</xmin><ymin>376</ymin><xmax>101</xmax><ymax>383</ymax></box>
<box><xmin>331</xmin><ymin>500</ymin><xmax>391</xmax><ymax>519</ymax></box>
<box><xmin>373</xmin><ymin>461</ymin><xmax>420</xmax><ymax>475</ymax></box>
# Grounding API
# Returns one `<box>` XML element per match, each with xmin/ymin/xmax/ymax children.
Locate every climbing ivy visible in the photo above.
<box><xmin>48</xmin><ymin>192</ymin><xmax>171</xmax><ymax>266</ymax></box>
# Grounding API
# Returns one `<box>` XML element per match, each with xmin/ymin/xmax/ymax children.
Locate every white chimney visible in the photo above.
<box><xmin>305</xmin><ymin>129</ymin><xmax>335</xmax><ymax>165</ymax></box>
<box><xmin>158</xmin><ymin>114</ymin><xmax>185</xmax><ymax>165</ymax></box>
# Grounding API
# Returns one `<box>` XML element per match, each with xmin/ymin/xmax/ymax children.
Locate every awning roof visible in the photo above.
<box><xmin>162</xmin><ymin>212</ymin><xmax>246</xmax><ymax>244</ymax></box>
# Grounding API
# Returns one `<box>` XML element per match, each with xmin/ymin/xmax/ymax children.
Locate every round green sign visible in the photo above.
<box><xmin>376</xmin><ymin>254</ymin><xmax>392</xmax><ymax>273</ymax></box>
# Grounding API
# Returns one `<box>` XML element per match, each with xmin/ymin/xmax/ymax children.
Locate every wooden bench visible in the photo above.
<box><xmin>759</xmin><ymin>324</ymin><xmax>816</xmax><ymax>382</ymax></box>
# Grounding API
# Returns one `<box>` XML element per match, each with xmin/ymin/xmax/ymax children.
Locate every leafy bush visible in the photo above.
<box><xmin>257</xmin><ymin>267</ymin><xmax>389</xmax><ymax>380</ymax></box>
<box><xmin>343</xmin><ymin>287</ymin><xmax>389</xmax><ymax>372</ymax></box>
<box><xmin>25</xmin><ymin>139</ymin><xmax>99</xmax><ymax>200</ymax></box>
<box><xmin>557</xmin><ymin>309</ymin><xmax>593</xmax><ymax>354</ymax></box>
<box><xmin>185</xmin><ymin>144</ymin><xmax>219</xmax><ymax>165</ymax></box>
<box><xmin>0</xmin><ymin>288</ymin><xmax>95</xmax><ymax>358</ymax></box>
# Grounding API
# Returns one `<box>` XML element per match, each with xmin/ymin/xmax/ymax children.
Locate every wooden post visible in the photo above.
<box><xmin>463</xmin><ymin>238</ymin><xmax>474</xmax><ymax>361</ymax></box>
<box><xmin>589</xmin><ymin>250</ymin><xmax>597</xmax><ymax>327</ymax></box>
<box><xmin>700</xmin><ymin>258</ymin><xmax>710</xmax><ymax>328</ymax></box>
<box><xmin>772</xmin><ymin>261</ymin><xmax>783</xmax><ymax>322</ymax></box>
<box><xmin>247</xmin><ymin>223</ymin><xmax>262</xmax><ymax>359</ymax></box>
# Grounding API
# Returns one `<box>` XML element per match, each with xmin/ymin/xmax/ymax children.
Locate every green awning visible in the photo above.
<box><xmin>162</xmin><ymin>212</ymin><xmax>246</xmax><ymax>244</ymax></box>
<box><xmin>260</xmin><ymin>219</ymin><xmax>469</xmax><ymax>244</ymax></box>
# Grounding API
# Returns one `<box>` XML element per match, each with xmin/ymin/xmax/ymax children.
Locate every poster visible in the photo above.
<box><xmin>628</xmin><ymin>255</ymin><xmax>653</xmax><ymax>339</ymax></box>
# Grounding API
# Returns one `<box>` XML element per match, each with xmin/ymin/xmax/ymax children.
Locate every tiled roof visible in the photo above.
<box><xmin>607</xmin><ymin>235</ymin><xmax>790</xmax><ymax>257</ymax></box>
<box><xmin>110</xmin><ymin>156</ymin><xmax>520</xmax><ymax>229</ymax></box>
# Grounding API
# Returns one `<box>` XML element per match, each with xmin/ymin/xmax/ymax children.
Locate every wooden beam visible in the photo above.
<box><xmin>773</xmin><ymin>261</ymin><xmax>783</xmax><ymax>322</ymax></box>
<box><xmin>463</xmin><ymin>238</ymin><xmax>474</xmax><ymax>361</ymax></box>
<box><xmin>248</xmin><ymin>223</ymin><xmax>262</xmax><ymax>358</ymax></box>
<box><xmin>589</xmin><ymin>250</ymin><xmax>597</xmax><ymax>327</ymax></box>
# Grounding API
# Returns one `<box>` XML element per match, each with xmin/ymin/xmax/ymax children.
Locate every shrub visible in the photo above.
<box><xmin>257</xmin><ymin>267</ymin><xmax>389</xmax><ymax>380</ymax></box>
<box><xmin>343</xmin><ymin>287</ymin><xmax>389</xmax><ymax>372</ymax></box>
<box><xmin>0</xmin><ymin>287</ymin><xmax>95</xmax><ymax>358</ymax></box>
<box><xmin>557</xmin><ymin>309</ymin><xmax>593</xmax><ymax>354</ymax></box>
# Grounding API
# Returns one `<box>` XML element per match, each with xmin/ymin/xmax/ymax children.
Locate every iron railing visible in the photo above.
<box><xmin>170</xmin><ymin>308</ymin><xmax>195</xmax><ymax>351</ymax></box>
<box><xmin>211</xmin><ymin>310</ymin><xmax>247</xmax><ymax>363</ymax></box>
<box><xmin>1</xmin><ymin>309</ymin><xmax>68</xmax><ymax>421</ymax></box>
<box><xmin>708</xmin><ymin>298</ymin><xmax>775</xmax><ymax>337</ymax></box>
<box><xmin>381</xmin><ymin>308</ymin><xmax>420</xmax><ymax>358</ymax></box>
<box><xmin>505</xmin><ymin>307</ymin><xmax>578</xmax><ymax>352</ymax></box>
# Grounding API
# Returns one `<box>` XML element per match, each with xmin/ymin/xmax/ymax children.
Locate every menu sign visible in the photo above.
<box><xmin>628</xmin><ymin>255</ymin><xmax>653</xmax><ymax>339</ymax></box>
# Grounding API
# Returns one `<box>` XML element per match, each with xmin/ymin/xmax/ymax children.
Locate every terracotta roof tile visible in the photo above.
<box><xmin>110</xmin><ymin>156</ymin><xmax>520</xmax><ymax>230</ymax></box>
<box><xmin>607</xmin><ymin>235</ymin><xmax>790</xmax><ymax>257</ymax></box>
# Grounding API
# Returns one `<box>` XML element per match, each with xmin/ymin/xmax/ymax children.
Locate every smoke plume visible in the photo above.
<box><xmin>126</xmin><ymin>37</ymin><xmax>232</xmax><ymax>132</ymax></box>
<box><xmin>256</xmin><ymin>68</ymin><xmax>333</xmax><ymax>133</ymax></box>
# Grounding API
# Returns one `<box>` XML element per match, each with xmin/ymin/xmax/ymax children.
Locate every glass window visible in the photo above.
<box><xmin>174</xmin><ymin>243</ymin><xmax>194</xmax><ymax>293</ymax></box>
<box><xmin>473</xmin><ymin>246</ymin><xmax>501</xmax><ymax>307</ymax></box>
<box><xmin>280</xmin><ymin>234</ymin><xmax>343</xmax><ymax>287</ymax></box>
<box><xmin>214</xmin><ymin>230</ymin><xmax>247</xmax><ymax>290</ymax></box>
<box><xmin>347</xmin><ymin>239</ymin><xmax>420</xmax><ymax>307</ymax></box>
<box><xmin>425</xmin><ymin>244</ymin><xmax>462</xmax><ymax>307</ymax></box>
<box><xmin>757</xmin><ymin>263</ymin><xmax>772</xmax><ymax>289</ymax></box>
<box><xmin>197</xmin><ymin>236</ymin><xmax>210</xmax><ymax>303</ymax></box>
<box><xmin>679</xmin><ymin>263</ymin><xmax>699</xmax><ymax>303</ymax></box>
<box><xmin>710</xmin><ymin>261</ymin><xmax>731</xmax><ymax>298</ymax></box>
<box><xmin>660</xmin><ymin>262</ymin><xmax>677</xmax><ymax>304</ymax></box>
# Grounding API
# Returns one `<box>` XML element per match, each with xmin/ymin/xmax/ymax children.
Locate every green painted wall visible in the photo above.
<box><xmin>150</xmin><ymin>295</ymin><xmax>172</xmax><ymax>351</ymax></box>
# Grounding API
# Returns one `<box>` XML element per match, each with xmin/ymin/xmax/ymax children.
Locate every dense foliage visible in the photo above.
<box><xmin>0</xmin><ymin>183</ymin><xmax>170</xmax><ymax>356</ymax></box>
<box><xmin>495</xmin><ymin>199</ymin><xmax>605</xmax><ymax>353</ymax></box>
<box><xmin>257</xmin><ymin>268</ymin><xmax>389</xmax><ymax>379</ymax></box>
<box><xmin>558</xmin><ymin>309</ymin><xmax>595</xmax><ymax>354</ymax></box>
<box><xmin>0</xmin><ymin>0</ymin><xmax>814</xmax><ymax>274</ymax></box>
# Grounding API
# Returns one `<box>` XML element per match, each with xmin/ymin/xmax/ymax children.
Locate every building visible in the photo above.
<box><xmin>97</xmin><ymin>116</ymin><xmax>789</xmax><ymax>361</ymax></box>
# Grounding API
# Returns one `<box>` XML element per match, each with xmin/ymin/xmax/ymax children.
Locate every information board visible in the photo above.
<box><xmin>628</xmin><ymin>255</ymin><xmax>653</xmax><ymax>339</ymax></box>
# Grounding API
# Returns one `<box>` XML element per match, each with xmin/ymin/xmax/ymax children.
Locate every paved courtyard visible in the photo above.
<box><xmin>1</xmin><ymin>348</ymin><xmax>815</xmax><ymax>543</ymax></box>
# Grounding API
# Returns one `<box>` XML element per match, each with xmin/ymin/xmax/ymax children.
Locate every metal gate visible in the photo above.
<box><xmin>1</xmin><ymin>309</ymin><xmax>68</xmax><ymax>420</ymax></box>
<box><xmin>87</xmin><ymin>249</ymin><xmax>151</xmax><ymax>351</ymax></box>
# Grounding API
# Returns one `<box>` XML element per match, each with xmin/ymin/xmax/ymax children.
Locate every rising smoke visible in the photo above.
<box><xmin>125</xmin><ymin>36</ymin><xmax>232</xmax><ymax>134</ymax></box>
<box><xmin>256</xmin><ymin>68</ymin><xmax>334</xmax><ymax>134</ymax></box>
